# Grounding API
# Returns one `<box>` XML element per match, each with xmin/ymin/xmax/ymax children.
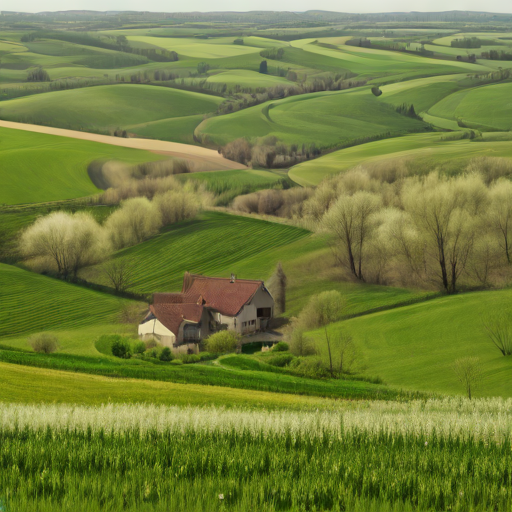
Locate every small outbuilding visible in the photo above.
<box><xmin>138</xmin><ymin>272</ymin><xmax>274</xmax><ymax>353</ymax></box>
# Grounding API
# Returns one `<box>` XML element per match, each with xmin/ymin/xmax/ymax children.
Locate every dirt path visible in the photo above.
<box><xmin>0</xmin><ymin>120</ymin><xmax>246</xmax><ymax>171</ymax></box>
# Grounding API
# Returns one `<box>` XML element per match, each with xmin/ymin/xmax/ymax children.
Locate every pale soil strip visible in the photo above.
<box><xmin>0</xmin><ymin>120</ymin><xmax>246</xmax><ymax>171</ymax></box>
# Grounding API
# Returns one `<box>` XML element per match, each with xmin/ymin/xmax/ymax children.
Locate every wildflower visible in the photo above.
<box><xmin>219</xmin><ymin>494</ymin><xmax>224</xmax><ymax>500</ymax></box>
<box><xmin>424</xmin><ymin>441</ymin><xmax>428</xmax><ymax>446</ymax></box>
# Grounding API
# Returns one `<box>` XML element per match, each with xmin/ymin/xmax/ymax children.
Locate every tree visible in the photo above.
<box><xmin>488</xmin><ymin>181</ymin><xmax>512</xmax><ymax>263</ymax></box>
<box><xmin>288</xmin><ymin>326</ymin><xmax>315</xmax><ymax>356</ymax></box>
<box><xmin>205</xmin><ymin>330</ymin><xmax>241</xmax><ymax>354</ymax></box>
<box><xmin>482</xmin><ymin>312</ymin><xmax>512</xmax><ymax>356</ymax></box>
<box><xmin>401</xmin><ymin>175</ymin><xmax>483</xmax><ymax>294</ymax></box>
<box><xmin>111</xmin><ymin>338</ymin><xmax>132</xmax><ymax>359</ymax></box>
<box><xmin>299</xmin><ymin>291</ymin><xmax>345</xmax><ymax>377</ymax></box>
<box><xmin>333</xmin><ymin>334</ymin><xmax>357</xmax><ymax>375</ymax></box>
<box><xmin>102</xmin><ymin>259</ymin><xmax>137</xmax><ymax>293</ymax></box>
<box><xmin>27</xmin><ymin>67</ymin><xmax>50</xmax><ymax>82</ymax></box>
<box><xmin>28</xmin><ymin>333</ymin><xmax>59</xmax><ymax>354</ymax></box>
<box><xmin>323</xmin><ymin>192</ymin><xmax>382</xmax><ymax>281</ymax></box>
<box><xmin>20</xmin><ymin>211</ymin><xmax>110</xmax><ymax>278</ymax></box>
<box><xmin>259</xmin><ymin>60</ymin><xmax>268</xmax><ymax>74</ymax></box>
<box><xmin>268</xmin><ymin>262</ymin><xmax>287</xmax><ymax>314</ymax></box>
<box><xmin>452</xmin><ymin>357</ymin><xmax>483</xmax><ymax>399</ymax></box>
<box><xmin>197</xmin><ymin>62</ymin><xmax>210</xmax><ymax>74</ymax></box>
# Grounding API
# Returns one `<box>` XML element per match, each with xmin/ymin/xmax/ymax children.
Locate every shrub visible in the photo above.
<box><xmin>111</xmin><ymin>338</ymin><xmax>132</xmax><ymax>359</ymax></box>
<box><xmin>180</xmin><ymin>354</ymin><xmax>200</xmax><ymax>364</ymax></box>
<box><xmin>289</xmin><ymin>357</ymin><xmax>330</xmax><ymax>378</ymax></box>
<box><xmin>198</xmin><ymin>352</ymin><xmax>217</xmax><ymax>361</ymax></box>
<box><xmin>266</xmin><ymin>354</ymin><xmax>295</xmax><ymax>367</ymax></box>
<box><xmin>159</xmin><ymin>347</ymin><xmax>173</xmax><ymax>362</ymax></box>
<box><xmin>170</xmin><ymin>359</ymin><xmax>184</xmax><ymax>365</ymax></box>
<box><xmin>28</xmin><ymin>333</ymin><xmax>59</xmax><ymax>354</ymax></box>
<box><xmin>205</xmin><ymin>330</ymin><xmax>241</xmax><ymax>354</ymax></box>
<box><xmin>272</xmin><ymin>341</ymin><xmax>289</xmax><ymax>352</ymax></box>
<box><xmin>133</xmin><ymin>341</ymin><xmax>146</xmax><ymax>355</ymax></box>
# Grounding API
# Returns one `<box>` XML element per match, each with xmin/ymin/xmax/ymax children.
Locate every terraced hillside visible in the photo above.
<box><xmin>0</xmin><ymin>126</ymin><xmax>163</xmax><ymax>204</ymax></box>
<box><xmin>0</xmin><ymin>263</ymin><xmax>132</xmax><ymax>339</ymax></box>
<box><xmin>101</xmin><ymin>211</ymin><xmax>311</xmax><ymax>293</ymax></box>
<box><xmin>196</xmin><ymin>87</ymin><xmax>427</xmax><ymax>149</ymax></box>
<box><xmin>0</xmin><ymin>85</ymin><xmax>223</xmax><ymax>137</ymax></box>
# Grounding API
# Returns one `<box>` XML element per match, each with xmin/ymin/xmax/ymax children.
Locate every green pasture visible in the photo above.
<box><xmin>0</xmin><ymin>361</ymin><xmax>337</xmax><ymax>409</ymax></box>
<box><xmin>289</xmin><ymin>132</ymin><xmax>512</xmax><ymax>186</ymax></box>
<box><xmin>127</xmin><ymin>36</ymin><xmax>262</xmax><ymax>58</ymax></box>
<box><xmin>0</xmin><ymin>263</ymin><xmax>133</xmax><ymax>339</ymax></box>
<box><xmin>290</xmin><ymin>39</ymin><xmax>490</xmax><ymax>80</ymax></box>
<box><xmin>207</xmin><ymin>69</ymin><xmax>294</xmax><ymax>88</ymax></box>
<box><xmin>196</xmin><ymin>87</ymin><xmax>427</xmax><ymax>149</ymax></box>
<box><xmin>428</xmin><ymin>82</ymin><xmax>512</xmax><ymax>131</ymax></box>
<box><xmin>0</xmin><ymin>127</ymin><xmax>164</xmax><ymax>204</ymax></box>
<box><xmin>125</xmin><ymin>114</ymin><xmax>205</xmax><ymax>144</ymax></box>
<box><xmin>378</xmin><ymin>74</ymin><xmax>463</xmax><ymax>112</ymax></box>
<box><xmin>0</xmin><ymin>85</ymin><xmax>223</xmax><ymax>134</ymax></box>
<box><xmin>316</xmin><ymin>289</ymin><xmax>512</xmax><ymax>398</ymax></box>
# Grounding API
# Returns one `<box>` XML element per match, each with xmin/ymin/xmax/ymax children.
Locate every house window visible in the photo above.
<box><xmin>242</xmin><ymin>322</ymin><xmax>247</xmax><ymax>327</ymax></box>
<box><xmin>250</xmin><ymin>320</ymin><xmax>255</xmax><ymax>326</ymax></box>
<box><xmin>257</xmin><ymin>308</ymin><xmax>272</xmax><ymax>318</ymax></box>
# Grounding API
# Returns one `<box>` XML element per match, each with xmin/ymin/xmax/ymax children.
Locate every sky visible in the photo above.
<box><xmin>4</xmin><ymin>0</ymin><xmax>512</xmax><ymax>14</ymax></box>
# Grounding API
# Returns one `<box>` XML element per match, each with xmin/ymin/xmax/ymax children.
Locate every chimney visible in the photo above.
<box><xmin>230</xmin><ymin>273</ymin><xmax>236</xmax><ymax>283</ymax></box>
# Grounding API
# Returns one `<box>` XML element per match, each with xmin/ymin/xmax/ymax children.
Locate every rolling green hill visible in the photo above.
<box><xmin>0</xmin><ymin>263</ymin><xmax>132</xmax><ymax>339</ymax></box>
<box><xmin>0</xmin><ymin>127</ymin><xmax>164</xmax><ymax>204</ymax></box>
<box><xmin>289</xmin><ymin>132</ymin><xmax>512</xmax><ymax>186</ymax></box>
<box><xmin>0</xmin><ymin>84</ymin><xmax>223</xmax><ymax>135</ymax></box>
<box><xmin>315</xmin><ymin>289</ymin><xmax>512</xmax><ymax>398</ymax></box>
<box><xmin>428</xmin><ymin>82</ymin><xmax>512</xmax><ymax>131</ymax></box>
<box><xmin>196</xmin><ymin>87</ymin><xmax>427</xmax><ymax>149</ymax></box>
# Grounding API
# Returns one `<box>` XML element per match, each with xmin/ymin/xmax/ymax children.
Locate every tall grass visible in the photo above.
<box><xmin>1</xmin><ymin>400</ymin><xmax>512</xmax><ymax>512</ymax></box>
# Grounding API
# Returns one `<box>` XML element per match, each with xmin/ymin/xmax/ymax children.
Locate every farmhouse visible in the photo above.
<box><xmin>138</xmin><ymin>272</ymin><xmax>274</xmax><ymax>353</ymax></box>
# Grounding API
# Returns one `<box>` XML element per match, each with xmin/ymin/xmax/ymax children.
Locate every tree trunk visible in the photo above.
<box><xmin>325</xmin><ymin>326</ymin><xmax>334</xmax><ymax>378</ymax></box>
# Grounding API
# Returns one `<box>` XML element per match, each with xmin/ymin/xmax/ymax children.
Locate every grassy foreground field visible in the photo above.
<box><xmin>0</xmin><ymin>84</ymin><xmax>223</xmax><ymax>136</ymax></box>
<box><xmin>289</xmin><ymin>132</ymin><xmax>512</xmax><ymax>185</ymax></box>
<box><xmin>0</xmin><ymin>126</ymin><xmax>163</xmax><ymax>204</ymax></box>
<box><xmin>1</xmin><ymin>399</ymin><xmax>511</xmax><ymax>512</ymax></box>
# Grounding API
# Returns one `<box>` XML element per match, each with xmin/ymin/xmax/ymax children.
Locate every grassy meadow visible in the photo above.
<box><xmin>1</xmin><ymin>400</ymin><xmax>512</xmax><ymax>512</ymax></box>
<box><xmin>0</xmin><ymin>126</ymin><xmax>164</xmax><ymax>204</ymax></box>
<box><xmin>314</xmin><ymin>289</ymin><xmax>512</xmax><ymax>397</ymax></box>
<box><xmin>196</xmin><ymin>87</ymin><xmax>427</xmax><ymax>149</ymax></box>
<box><xmin>0</xmin><ymin>85</ymin><xmax>223</xmax><ymax>136</ymax></box>
<box><xmin>428</xmin><ymin>82</ymin><xmax>512</xmax><ymax>131</ymax></box>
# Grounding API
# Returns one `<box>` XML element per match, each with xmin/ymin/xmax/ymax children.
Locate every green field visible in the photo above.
<box><xmin>0</xmin><ymin>84</ymin><xmax>223</xmax><ymax>135</ymax></box>
<box><xmin>0</xmin><ymin>263</ymin><xmax>132</xmax><ymax>339</ymax></box>
<box><xmin>428</xmin><ymin>82</ymin><xmax>512</xmax><ymax>131</ymax></box>
<box><xmin>291</xmin><ymin>38</ymin><xmax>490</xmax><ymax>80</ymax></box>
<box><xmin>196</xmin><ymin>87</ymin><xmax>427</xmax><ymax>149</ymax></box>
<box><xmin>0</xmin><ymin>127</ymin><xmax>164</xmax><ymax>204</ymax></box>
<box><xmin>289</xmin><ymin>132</ymin><xmax>512</xmax><ymax>185</ymax></box>
<box><xmin>2</xmin><ymin>400</ymin><xmax>511</xmax><ymax>512</ymax></box>
<box><xmin>315</xmin><ymin>289</ymin><xmax>512</xmax><ymax>397</ymax></box>
<box><xmin>207</xmin><ymin>69</ymin><xmax>294</xmax><ymax>88</ymax></box>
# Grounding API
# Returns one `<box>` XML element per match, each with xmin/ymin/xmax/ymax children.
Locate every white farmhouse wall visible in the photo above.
<box><xmin>138</xmin><ymin>319</ymin><xmax>176</xmax><ymax>347</ymax></box>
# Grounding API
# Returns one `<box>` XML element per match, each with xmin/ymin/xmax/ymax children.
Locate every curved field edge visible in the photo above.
<box><xmin>289</xmin><ymin>132</ymin><xmax>512</xmax><ymax>186</ymax></box>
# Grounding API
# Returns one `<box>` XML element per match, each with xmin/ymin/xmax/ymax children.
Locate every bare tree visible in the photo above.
<box><xmin>488</xmin><ymin>181</ymin><xmax>512</xmax><ymax>264</ymax></box>
<box><xmin>268</xmin><ymin>262</ymin><xmax>287</xmax><ymax>314</ymax></box>
<box><xmin>102</xmin><ymin>259</ymin><xmax>137</xmax><ymax>292</ymax></box>
<box><xmin>323</xmin><ymin>192</ymin><xmax>382</xmax><ymax>281</ymax></box>
<box><xmin>452</xmin><ymin>357</ymin><xmax>483</xmax><ymax>399</ymax></box>
<box><xmin>333</xmin><ymin>333</ymin><xmax>358</xmax><ymax>375</ymax></box>
<box><xmin>402</xmin><ymin>175</ymin><xmax>482</xmax><ymax>294</ymax></box>
<box><xmin>482</xmin><ymin>313</ymin><xmax>512</xmax><ymax>356</ymax></box>
<box><xmin>299</xmin><ymin>291</ymin><xmax>345</xmax><ymax>377</ymax></box>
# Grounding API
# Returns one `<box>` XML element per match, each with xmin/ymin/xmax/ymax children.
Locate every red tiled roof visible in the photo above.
<box><xmin>150</xmin><ymin>303</ymin><xmax>203</xmax><ymax>337</ymax></box>
<box><xmin>183</xmin><ymin>274</ymin><xmax>263</xmax><ymax>316</ymax></box>
<box><xmin>153</xmin><ymin>292</ymin><xmax>202</xmax><ymax>305</ymax></box>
